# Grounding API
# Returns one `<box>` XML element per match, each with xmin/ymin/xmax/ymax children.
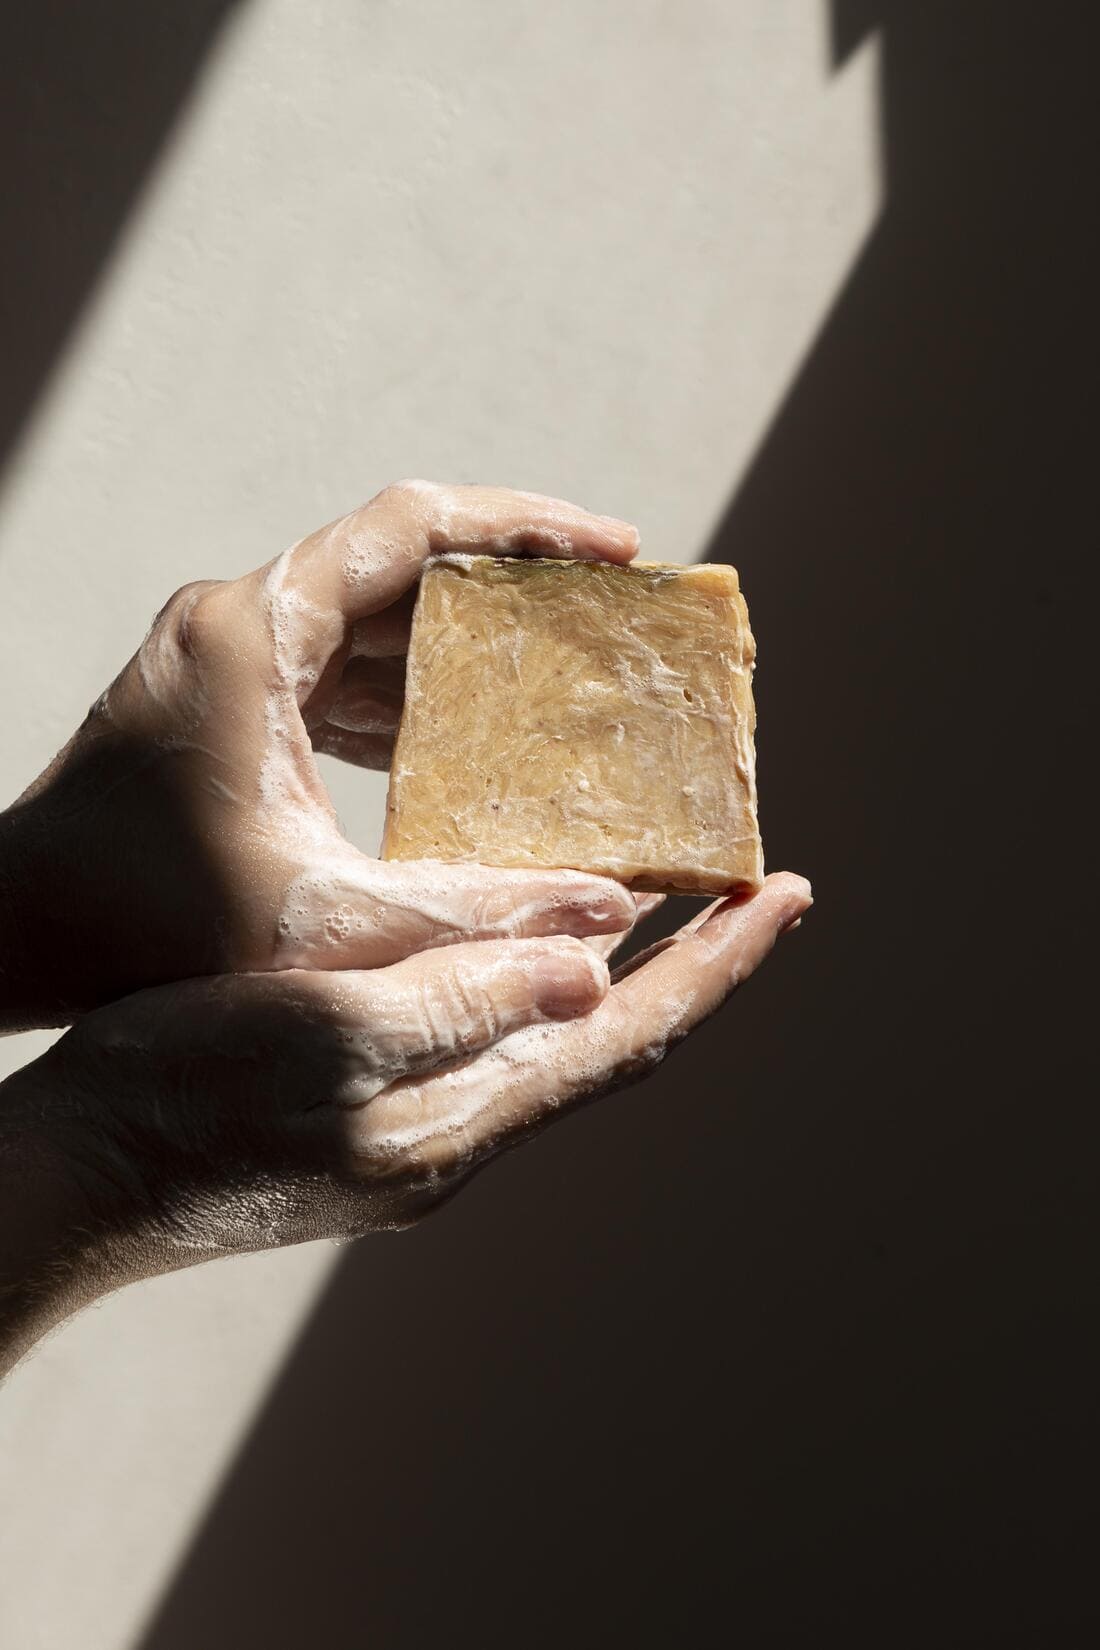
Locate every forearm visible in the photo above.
<box><xmin>0</xmin><ymin>714</ymin><xmax>149</xmax><ymax>1031</ymax></box>
<box><xmin>0</xmin><ymin>797</ymin><xmax>70</xmax><ymax>1033</ymax></box>
<box><xmin>0</xmin><ymin>1055</ymin><xmax>134</xmax><ymax>1377</ymax></box>
<box><xmin>1</xmin><ymin>758</ymin><xmax>137</xmax><ymax>1032</ymax></box>
<box><xmin>1</xmin><ymin>725</ymin><xmax>238</xmax><ymax>1031</ymax></box>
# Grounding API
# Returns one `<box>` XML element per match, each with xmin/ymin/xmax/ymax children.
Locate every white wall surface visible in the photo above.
<box><xmin>0</xmin><ymin>3</ymin><xmax>879</xmax><ymax>1646</ymax></box>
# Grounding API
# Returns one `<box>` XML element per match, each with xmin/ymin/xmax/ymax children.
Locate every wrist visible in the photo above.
<box><xmin>0</xmin><ymin>801</ymin><xmax>63</xmax><ymax>1033</ymax></box>
<box><xmin>0</xmin><ymin>1051</ymin><xmax>145</xmax><ymax>1376</ymax></box>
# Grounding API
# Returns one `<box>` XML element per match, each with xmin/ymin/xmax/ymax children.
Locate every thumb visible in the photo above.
<box><xmin>237</xmin><ymin>482</ymin><xmax>639</xmax><ymax>693</ymax></box>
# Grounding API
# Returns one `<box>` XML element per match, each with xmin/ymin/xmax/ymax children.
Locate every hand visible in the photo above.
<box><xmin>0</xmin><ymin>872</ymin><xmax>810</xmax><ymax>1373</ymax></box>
<box><xmin>0</xmin><ymin>484</ymin><xmax>639</xmax><ymax>1028</ymax></box>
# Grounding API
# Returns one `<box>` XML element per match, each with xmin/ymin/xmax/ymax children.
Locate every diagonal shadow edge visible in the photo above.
<box><xmin>133</xmin><ymin>2</ymin><xmax>1097</xmax><ymax>1645</ymax></box>
<box><xmin>0</xmin><ymin>1</ymin><xmax>246</xmax><ymax>499</ymax></box>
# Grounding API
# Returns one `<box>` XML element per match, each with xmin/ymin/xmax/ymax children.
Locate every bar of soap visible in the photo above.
<box><xmin>381</xmin><ymin>556</ymin><xmax>763</xmax><ymax>896</ymax></box>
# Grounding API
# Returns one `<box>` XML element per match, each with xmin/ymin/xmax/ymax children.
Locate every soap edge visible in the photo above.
<box><xmin>380</xmin><ymin>556</ymin><xmax>763</xmax><ymax>884</ymax></box>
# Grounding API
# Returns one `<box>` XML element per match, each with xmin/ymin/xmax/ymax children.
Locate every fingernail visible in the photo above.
<box><xmin>532</xmin><ymin>951</ymin><xmax>606</xmax><ymax>1018</ymax></box>
<box><xmin>599</xmin><ymin>515</ymin><xmax>639</xmax><ymax>540</ymax></box>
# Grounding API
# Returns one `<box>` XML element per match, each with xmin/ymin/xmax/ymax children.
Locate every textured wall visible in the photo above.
<box><xmin>0</xmin><ymin>5</ymin><xmax>878</xmax><ymax>1646</ymax></box>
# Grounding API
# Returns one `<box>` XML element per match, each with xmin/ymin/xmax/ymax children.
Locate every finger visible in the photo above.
<box><xmin>273</xmin><ymin>855</ymin><xmax>637</xmax><ymax>971</ymax></box>
<box><xmin>347</xmin><ymin>592</ymin><xmax>417</xmax><ymax>660</ymax></box>
<box><xmin>358</xmin><ymin>872</ymin><xmax>812</xmax><ymax>1174</ymax></box>
<box><xmin>322</xmin><ymin>655</ymin><xmax>404</xmax><ymax>736</ymax></box>
<box><xmin>409</xmin><ymin>483</ymin><xmax>640</xmax><ymax>564</ymax></box>
<box><xmin>337</xmin><ymin>939</ymin><xmax>609</xmax><ymax>1098</ymax></box>
<box><xmin>301</xmin><ymin>626</ymin><xmax>408</xmax><ymax>736</ymax></box>
<box><xmin>585</xmin><ymin>892</ymin><xmax>666</xmax><ymax>962</ymax></box>
<box><xmin>309</xmin><ymin>723</ymin><xmax>395</xmax><ymax>771</ymax></box>
<box><xmin>274</xmin><ymin>481</ymin><xmax>640</xmax><ymax>630</ymax></box>
<box><xmin>607</xmin><ymin>874</ymin><xmax>810</xmax><ymax>1029</ymax></box>
<box><xmin>607</xmin><ymin>891</ymin><xmax>738</xmax><ymax>981</ymax></box>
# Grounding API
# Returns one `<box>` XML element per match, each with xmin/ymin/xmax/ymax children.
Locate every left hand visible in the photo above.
<box><xmin>0</xmin><ymin>483</ymin><xmax>639</xmax><ymax>1028</ymax></box>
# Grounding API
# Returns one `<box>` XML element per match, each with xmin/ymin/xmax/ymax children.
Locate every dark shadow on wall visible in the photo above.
<box><xmin>139</xmin><ymin>4</ymin><xmax>1096</xmax><ymax>1647</ymax></box>
<box><xmin>0</xmin><ymin>0</ymin><xmax>242</xmax><ymax>483</ymax></box>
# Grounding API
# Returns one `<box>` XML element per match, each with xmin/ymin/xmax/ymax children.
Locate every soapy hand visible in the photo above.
<box><xmin>27</xmin><ymin>874</ymin><xmax>810</xmax><ymax>1271</ymax></box>
<box><xmin>0</xmin><ymin>874</ymin><xmax>809</xmax><ymax>1374</ymax></box>
<box><xmin>0</xmin><ymin>484</ymin><xmax>639</xmax><ymax>1029</ymax></box>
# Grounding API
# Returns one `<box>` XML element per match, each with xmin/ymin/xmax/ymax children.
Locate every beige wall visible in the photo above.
<box><xmin>0</xmin><ymin>4</ymin><xmax>878</xmax><ymax>1645</ymax></box>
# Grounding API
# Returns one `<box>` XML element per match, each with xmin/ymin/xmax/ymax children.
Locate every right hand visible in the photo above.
<box><xmin>0</xmin><ymin>483</ymin><xmax>639</xmax><ymax>1029</ymax></box>
<box><xmin>40</xmin><ymin>872</ymin><xmax>811</xmax><ymax>1273</ymax></box>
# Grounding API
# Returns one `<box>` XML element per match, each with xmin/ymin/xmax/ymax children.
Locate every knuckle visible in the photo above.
<box><xmin>469</xmin><ymin>885</ymin><xmax>522</xmax><ymax>936</ymax></box>
<box><xmin>157</xmin><ymin>580</ymin><xmax>228</xmax><ymax>660</ymax></box>
<box><xmin>401</xmin><ymin>1128</ymin><xmax>475</xmax><ymax>1190</ymax></box>
<box><xmin>629</xmin><ymin>1023</ymin><xmax>681</xmax><ymax>1079</ymax></box>
<box><xmin>422</xmin><ymin>962</ymin><xmax>497</xmax><ymax>1053</ymax></box>
<box><xmin>376</xmin><ymin>479</ymin><xmax>433</xmax><ymax>516</ymax></box>
<box><xmin>180</xmin><ymin>584</ymin><xmax>233</xmax><ymax>659</ymax></box>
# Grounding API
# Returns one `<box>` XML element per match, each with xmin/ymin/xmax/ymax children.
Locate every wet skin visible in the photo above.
<box><xmin>0</xmin><ymin>483</ymin><xmax>811</xmax><ymax>1375</ymax></box>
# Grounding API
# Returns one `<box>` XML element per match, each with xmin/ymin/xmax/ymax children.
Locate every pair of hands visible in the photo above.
<box><xmin>0</xmin><ymin>482</ymin><xmax>810</xmax><ymax>1368</ymax></box>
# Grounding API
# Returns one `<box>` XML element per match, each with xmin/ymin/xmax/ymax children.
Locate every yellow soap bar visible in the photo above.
<box><xmin>381</xmin><ymin>556</ymin><xmax>763</xmax><ymax>896</ymax></box>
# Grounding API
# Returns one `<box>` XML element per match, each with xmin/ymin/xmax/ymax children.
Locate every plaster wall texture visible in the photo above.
<box><xmin>0</xmin><ymin>4</ymin><xmax>878</xmax><ymax>1646</ymax></box>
